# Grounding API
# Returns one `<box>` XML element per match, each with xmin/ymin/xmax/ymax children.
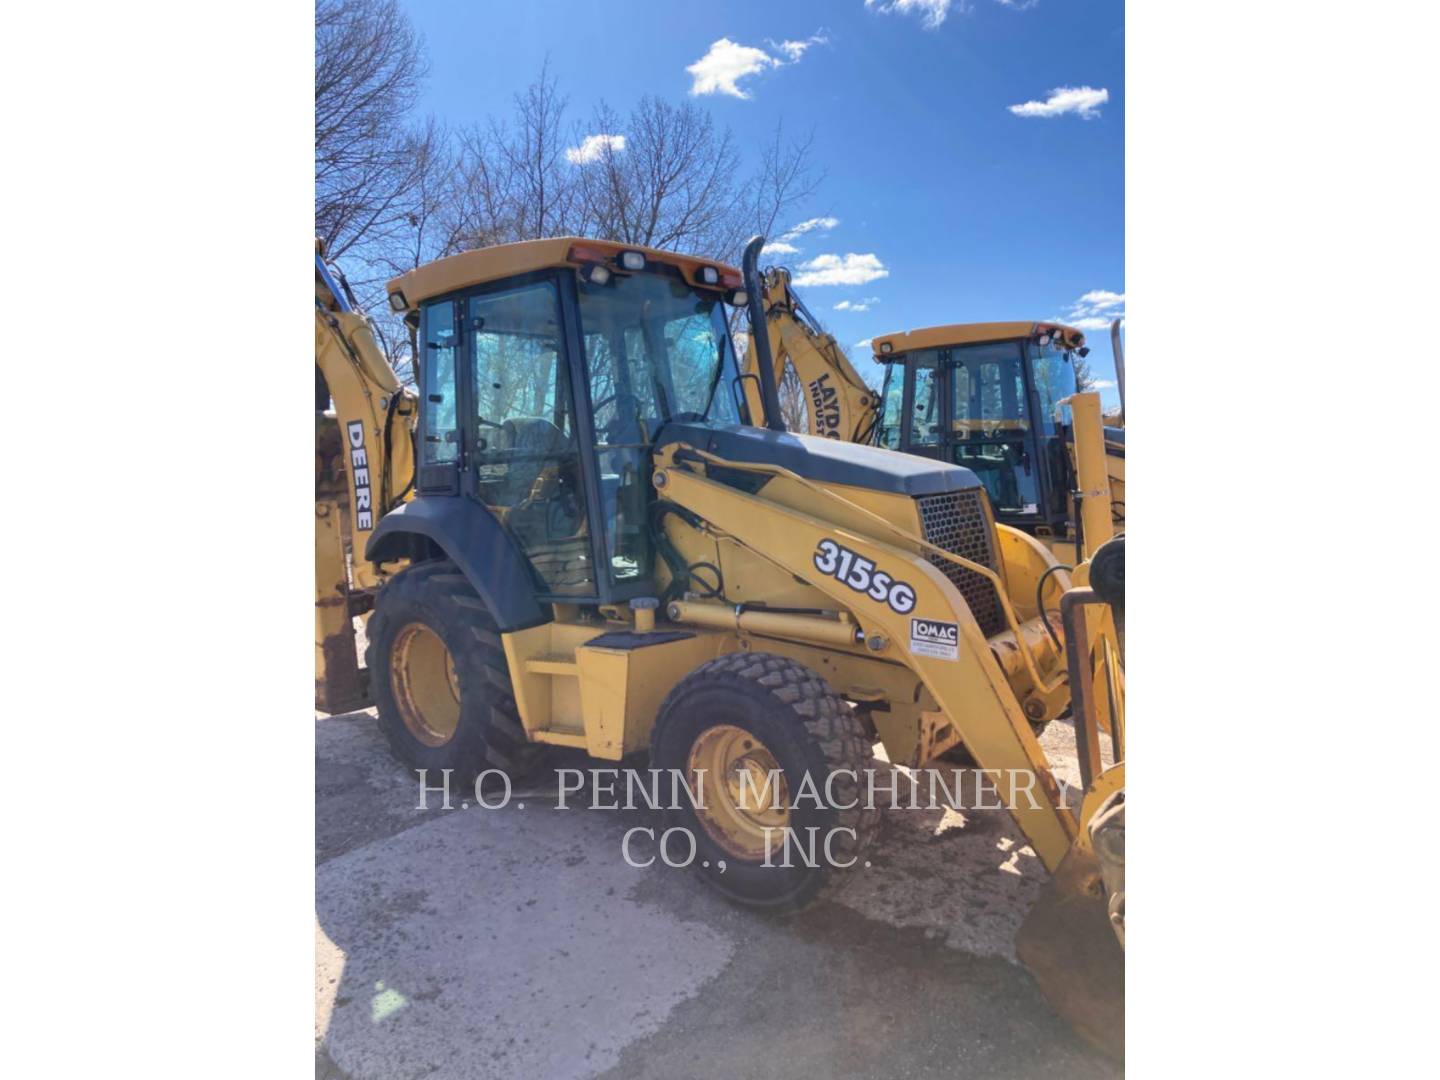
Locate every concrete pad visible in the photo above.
<box><xmin>317</xmin><ymin>804</ymin><xmax>734</xmax><ymax>1079</ymax></box>
<box><xmin>315</xmin><ymin>711</ymin><xmax>1119</xmax><ymax>1080</ymax></box>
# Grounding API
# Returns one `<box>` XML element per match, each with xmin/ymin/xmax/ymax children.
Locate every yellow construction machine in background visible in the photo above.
<box><xmin>870</xmin><ymin>321</ymin><xmax>1126</xmax><ymax>565</ymax></box>
<box><xmin>741</xmin><ymin>264</ymin><xmax>1125</xmax><ymax>564</ymax></box>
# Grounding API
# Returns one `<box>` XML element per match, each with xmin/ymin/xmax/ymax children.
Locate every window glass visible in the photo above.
<box><xmin>421</xmin><ymin>299</ymin><xmax>458</xmax><ymax>465</ymax></box>
<box><xmin>665</xmin><ymin>307</ymin><xmax>741</xmax><ymax>422</ymax></box>
<box><xmin>878</xmin><ymin>363</ymin><xmax>903</xmax><ymax>449</ymax></box>
<box><xmin>1031</xmin><ymin>342</ymin><xmax>1079</xmax><ymax>433</ymax></box>
<box><xmin>578</xmin><ymin>272</ymin><xmax>742</xmax><ymax>585</ymax></box>
<box><xmin>953</xmin><ymin>441</ymin><xmax>1040</xmax><ymax>515</ymax></box>
<box><xmin>950</xmin><ymin>341</ymin><xmax>1028</xmax><ymax>435</ymax></box>
<box><xmin>468</xmin><ymin>280</ymin><xmax>593</xmax><ymax>596</ymax></box>
<box><xmin>908</xmin><ymin>355</ymin><xmax>941</xmax><ymax>446</ymax></box>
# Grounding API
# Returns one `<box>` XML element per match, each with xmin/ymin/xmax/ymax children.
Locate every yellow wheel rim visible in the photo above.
<box><xmin>687</xmin><ymin>724</ymin><xmax>791</xmax><ymax>861</ymax></box>
<box><xmin>390</xmin><ymin>622</ymin><xmax>461</xmax><ymax>747</ymax></box>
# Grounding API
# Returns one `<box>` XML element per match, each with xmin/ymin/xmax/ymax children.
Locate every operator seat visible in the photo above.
<box><xmin>492</xmin><ymin>416</ymin><xmax>568</xmax><ymax>504</ymax></box>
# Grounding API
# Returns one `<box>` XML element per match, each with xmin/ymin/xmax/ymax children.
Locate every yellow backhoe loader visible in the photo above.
<box><xmin>743</xmin><ymin>266</ymin><xmax>1125</xmax><ymax>564</ymax></box>
<box><xmin>314</xmin><ymin>234</ymin><xmax>1124</xmax><ymax>1050</ymax></box>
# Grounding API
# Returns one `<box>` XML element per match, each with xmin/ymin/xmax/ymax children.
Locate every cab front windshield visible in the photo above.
<box><xmin>577</xmin><ymin>269</ymin><xmax>744</xmax><ymax>587</ymax></box>
<box><xmin>578</xmin><ymin>271</ymin><xmax>742</xmax><ymax>442</ymax></box>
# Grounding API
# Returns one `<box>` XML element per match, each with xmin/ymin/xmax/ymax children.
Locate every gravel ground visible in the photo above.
<box><xmin>316</xmin><ymin>709</ymin><xmax>1119</xmax><ymax>1080</ymax></box>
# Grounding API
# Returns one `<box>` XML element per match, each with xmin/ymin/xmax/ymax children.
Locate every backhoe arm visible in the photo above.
<box><xmin>315</xmin><ymin>249</ymin><xmax>416</xmax><ymax>711</ymax></box>
<box><xmin>315</xmin><ymin>253</ymin><xmax>417</xmax><ymax>586</ymax></box>
<box><xmin>743</xmin><ymin>267</ymin><xmax>881</xmax><ymax>443</ymax></box>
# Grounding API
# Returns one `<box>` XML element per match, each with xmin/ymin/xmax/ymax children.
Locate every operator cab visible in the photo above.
<box><xmin>873</xmin><ymin>322</ymin><xmax>1087</xmax><ymax>539</ymax></box>
<box><xmin>383</xmin><ymin>238</ymin><xmax>986</xmax><ymax>613</ymax></box>
<box><xmin>390</xmin><ymin>239</ymin><xmax>752</xmax><ymax>606</ymax></box>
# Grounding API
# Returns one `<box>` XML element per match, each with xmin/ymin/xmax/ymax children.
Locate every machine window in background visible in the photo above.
<box><xmin>578</xmin><ymin>272</ymin><xmax>742</xmax><ymax>586</ymax></box>
<box><xmin>467</xmin><ymin>279</ymin><xmax>594</xmax><ymax>597</ymax></box>
<box><xmin>950</xmin><ymin>342</ymin><xmax>1028</xmax><ymax>435</ymax></box>
<box><xmin>1030</xmin><ymin>341</ymin><xmax>1080</xmax><ymax>433</ymax></box>
<box><xmin>421</xmin><ymin>299</ymin><xmax>459</xmax><ymax>465</ymax></box>
<box><xmin>877</xmin><ymin>363</ymin><xmax>903</xmax><ymax>449</ymax></box>
<box><xmin>908</xmin><ymin>355</ymin><xmax>941</xmax><ymax>446</ymax></box>
<box><xmin>954</xmin><ymin>442</ymin><xmax>1040</xmax><ymax>514</ymax></box>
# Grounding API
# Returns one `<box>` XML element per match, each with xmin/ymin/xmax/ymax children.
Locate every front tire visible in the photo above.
<box><xmin>650</xmin><ymin>652</ymin><xmax>880</xmax><ymax>911</ymax></box>
<box><xmin>366</xmin><ymin>560</ymin><xmax>540</xmax><ymax>786</ymax></box>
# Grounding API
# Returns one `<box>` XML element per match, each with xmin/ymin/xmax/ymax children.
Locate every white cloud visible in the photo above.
<box><xmin>865</xmin><ymin>0</ymin><xmax>956</xmax><ymax>30</ymax></box>
<box><xmin>687</xmin><ymin>31</ymin><xmax>826</xmax><ymax>98</ymax></box>
<box><xmin>1076</xmin><ymin>289</ymin><xmax>1124</xmax><ymax>310</ymax></box>
<box><xmin>792</xmin><ymin>253</ymin><xmax>890</xmax><ymax>287</ymax></box>
<box><xmin>834</xmin><ymin>296</ymin><xmax>882</xmax><ymax>312</ymax></box>
<box><xmin>761</xmin><ymin>240</ymin><xmax>800</xmax><ymax>256</ymax></box>
<box><xmin>855</xmin><ymin>338</ymin><xmax>874</xmax><ymax>351</ymax></box>
<box><xmin>771</xmin><ymin>31</ymin><xmax>829</xmax><ymax>62</ymax></box>
<box><xmin>565</xmin><ymin>133</ymin><xmax>625</xmax><ymax>165</ymax></box>
<box><xmin>779</xmin><ymin>216</ymin><xmax>840</xmax><ymax>242</ymax></box>
<box><xmin>687</xmin><ymin>38</ymin><xmax>778</xmax><ymax>98</ymax></box>
<box><xmin>1008</xmin><ymin>86</ymin><xmax>1109</xmax><ymax>119</ymax></box>
<box><xmin>1061</xmin><ymin>287</ymin><xmax>1125</xmax><ymax>331</ymax></box>
<box><xmin>1089</xmin><ymin>378</ymin><xmax>1117</xmax><ymax>390</ymax></box>
<box><xmin>995</xmin><ymin>0</ymin><xmax>1038</xmax><ymax>9</ymax></box>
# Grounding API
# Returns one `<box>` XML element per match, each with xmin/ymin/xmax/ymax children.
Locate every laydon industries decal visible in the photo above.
<box><xmin>909</xmin><ymin>617</ymin><xmax>959</xmax><ymax>660</ymax></box>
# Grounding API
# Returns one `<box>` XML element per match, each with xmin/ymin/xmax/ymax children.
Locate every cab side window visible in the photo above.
<box><xmin>421</xmin><ymin>299</ymin><xmax>459</xmax><ymax>465</ymax></box>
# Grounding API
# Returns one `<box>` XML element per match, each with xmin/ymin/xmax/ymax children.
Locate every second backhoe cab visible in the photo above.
<box><xmin>873</xmin><ymin>323</ymin><xmax>1119</xmax><ymax>557</ymax></box>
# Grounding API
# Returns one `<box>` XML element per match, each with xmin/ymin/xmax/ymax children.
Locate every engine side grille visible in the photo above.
<box><xmin>916</xmin><ymin>490</ymin><xmax>1006</xmax><ymax>637</ymax></box>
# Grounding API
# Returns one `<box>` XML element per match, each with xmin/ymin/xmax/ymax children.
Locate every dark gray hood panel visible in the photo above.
<box><xmin>654</xmin><ymin>423</ymin><xmax>982</xmax><ymax>497</ymax></box>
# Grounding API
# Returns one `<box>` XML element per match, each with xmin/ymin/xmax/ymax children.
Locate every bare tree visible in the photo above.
<box><xmin>488</xmin><ymin>61</ymin><xmax>580</xmax><ymax>241</ymax></box>
<box><xmin>575</xmin><ymin>96</ymin><xmax>740</xmax><ymax>254</ymax></box>
<box><xmin>316</xmin><ymin>51</ymin><xmax>828</xmax><ymax>384</ymax></box>
<box><xmin>569</xmin><ymin>100</ymin><xmax>819</xmax><ymax>267</ymax></box>
<box><xmin>314</xmin><ymin>0</ymin><xmax>429</xmax><ymax>260</ymax></box>
<box><xmin>778</xmin><ymin>361</ymin><xmax>810</xmax><ymax>433</ymax></box>
<box><xmin>744</xmin><ymin>123</ymin><xmax>823</xmax><ymax>258</ymax></box>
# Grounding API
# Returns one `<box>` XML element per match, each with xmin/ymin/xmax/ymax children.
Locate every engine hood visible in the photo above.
<box><xmin>653</xmin><ymin>422</ymin><xmax>983</xmax><ymax>498</ymax></box>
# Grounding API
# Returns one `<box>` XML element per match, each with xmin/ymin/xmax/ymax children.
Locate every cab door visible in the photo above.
<box><xmin>457</xmin><ymin>275</ymin><xmax>599</xmax><ymax>599</ymax></box>
<box><xmin>900</xmin><ymin>352</ymin><xmax>944</xmax><ymax>460</ymax></box>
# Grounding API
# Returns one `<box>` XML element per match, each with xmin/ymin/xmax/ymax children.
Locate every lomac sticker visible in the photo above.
<box><xmin>909</xmin><ymin>617</ymin><xmax>958</xmax><ymax>660</ymax></box>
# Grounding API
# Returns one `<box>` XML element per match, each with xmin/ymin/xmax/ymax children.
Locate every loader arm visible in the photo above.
<box><xmin>742</xmin><ymin>267</ymin><xmax>881</xmax><ymax>443</ymax></box>
<box><xmin>653</xmin><ymin>441</ymin><xmax>1079</xmax><ymax>871</ymax></box>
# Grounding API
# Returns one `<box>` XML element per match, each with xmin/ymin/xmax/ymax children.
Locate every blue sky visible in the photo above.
<box><xmin>404</xmin><ymin>0</ymin><xmax>1125</xmax><ymax>408</ymax></box>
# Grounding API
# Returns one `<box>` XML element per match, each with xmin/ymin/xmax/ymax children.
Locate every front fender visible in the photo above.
<box><xmin>365</xmin><ymin>496</ymin><xmax>548</xmax><ymax>632</ymax></box>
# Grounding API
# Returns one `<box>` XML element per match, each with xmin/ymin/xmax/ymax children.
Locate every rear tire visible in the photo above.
<box><xmin>366</xmin><ymin>560</ymin><xmax>541</xmax><ymax>787</ymax></box>
<box><xmin>650</xmin><ymin>652</ymin><xmax>880</xmax><ymax>911</ymax></box>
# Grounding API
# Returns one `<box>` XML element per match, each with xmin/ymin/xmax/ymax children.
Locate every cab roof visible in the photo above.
<box><xmin>871</xmin><ymin>321</ymin><xmax>1085</xmax><ymax>359</ymax></box>
<box><xmin>386</xmin><ymin>237</ymin><xmax>742</xmax><ymax>312</ymax></box>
